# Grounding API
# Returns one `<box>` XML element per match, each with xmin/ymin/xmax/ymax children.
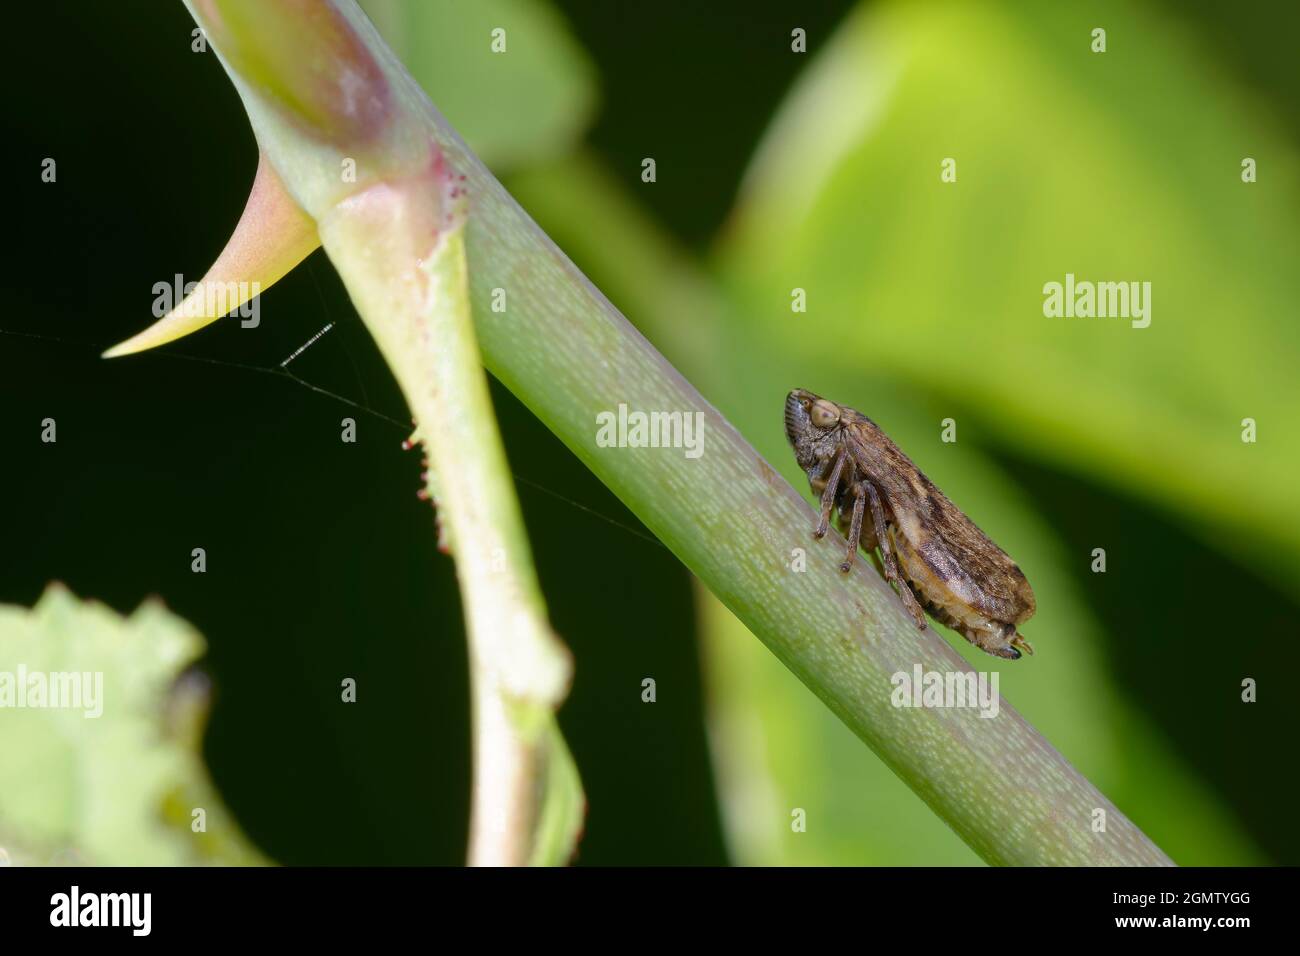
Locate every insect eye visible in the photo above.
<box><xmin>810</xmin><ymin>402</ymin><xmax>840</xmax><ymax>428</ymax></box>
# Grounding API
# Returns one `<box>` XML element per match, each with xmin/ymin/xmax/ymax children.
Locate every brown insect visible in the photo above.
<box><xmin>785</xmin><ymin>389</ymin><xmax>1036</xmax><ymax>659</ymax></box>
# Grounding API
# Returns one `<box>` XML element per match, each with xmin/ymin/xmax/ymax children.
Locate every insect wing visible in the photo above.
<box><xmin>842</xmin><ymin>418</ymin><xmax>1036</xmax><ymax>624</ymax></box>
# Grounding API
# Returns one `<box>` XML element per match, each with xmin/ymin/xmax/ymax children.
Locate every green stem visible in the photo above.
<box><xmin>317</xmin><ymin>167</ymin><xmax>580</xmax><ymax>866</ymax></box>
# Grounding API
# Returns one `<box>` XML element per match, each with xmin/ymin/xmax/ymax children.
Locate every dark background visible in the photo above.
<box><xmin>1</xmin><ymin>0</ymin><xmax>1296</xmax><ymax>865</ymax></box>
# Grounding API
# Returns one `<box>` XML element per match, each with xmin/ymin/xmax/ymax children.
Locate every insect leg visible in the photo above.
<box><xmin>1008</xmin><ymin>629</ymin><xmax>1034</xmax><ymax>657</ymax></box>
<box><xmin>839</xmin><ymin>485</ymin><xmax>866</xmax><ymax>573</ymax></box>
<box><xmin>865</xmin><ymin>481</ymin><xmax>927</xmax><ymax>630</ymax></box>
<box><xmin>814</xmin><ymin>449</ymin><xmax>848</xmax><ymax>539</ymax></box>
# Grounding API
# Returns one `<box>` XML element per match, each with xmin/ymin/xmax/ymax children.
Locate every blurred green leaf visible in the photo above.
<box><xmin>361</xmin><ymin>0</ymin><xmax>596</xmax><ymax>171</ymax></box>
<box><xmin>721</xmin><ymin>0</ymin><xmax>1300</xmax><ymax>598</ymax></box>
<box><xmin>0</xmin><ymin>585</ymin><xmax>266</xmax><ymax>865</ymax></box>
<box><xmin>698</xmin><ymin>0</ymin><xmax>1271</xmax><ymax>867</ymax></box>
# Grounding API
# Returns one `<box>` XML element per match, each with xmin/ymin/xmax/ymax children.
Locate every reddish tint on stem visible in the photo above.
<box><xmin>195</xmin><ymin>0</ymin><xmax>391</xmax><ymax>146</ymax></box>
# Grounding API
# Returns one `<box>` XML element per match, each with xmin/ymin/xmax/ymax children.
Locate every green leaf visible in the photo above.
<box><xmin>360</xmin><ymin>0</ymin><xmax>596</xmax><ymax>171</ymax></box>
<box><xmin>0</xmin><ymin>586</ymin><xmax>267</xmax><ymax>866</ymax></box>
<box><xmin>722</xmin><ymin>0</ymin><xmax>1300</xmax><ymax>598</ymax></box>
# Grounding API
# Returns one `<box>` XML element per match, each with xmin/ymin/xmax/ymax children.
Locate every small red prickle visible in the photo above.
<box><xmin>416</xmin><ymin>488</ymin><xmax>431</xmax><ymax>501</ymax></box>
